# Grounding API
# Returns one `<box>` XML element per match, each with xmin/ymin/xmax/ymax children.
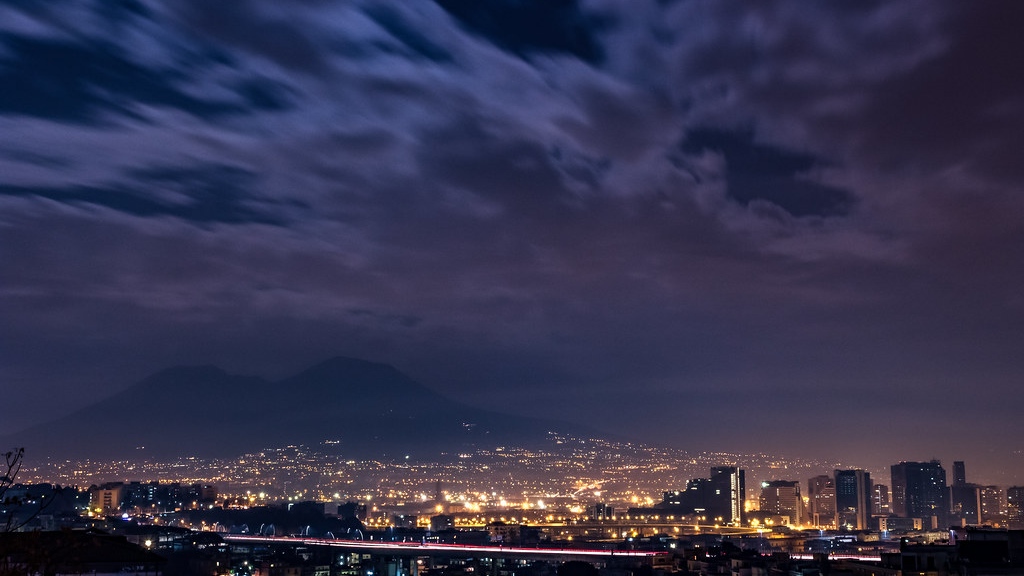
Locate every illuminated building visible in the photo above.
<box><xmin>1008</xmin><ymin>486</ymin><xmax>1024</xmax><ymax>529</ymax></box>
<box><xmin>90</xmin><ymin>482</ymin><xmax>124</xmax><ymax>515</ymax></box>
<box><xmin>948</xmin><ymin>461</ymin><xmax>981</xmax><ymax>526</ymax></box>
<box><xmin>759</xmin><ymin>480</ymin><xmax>802</xmax><ymax>525</ymax></box>
<box><xmin>591</xmin><ymin>503</ymin><xmax>613</xmax><ymax>520</ymax></box>
<box><xmin>661</xmin><ymin>466</ymin><xmax>746</xmax><ymax>525</ymax></box>
<box><xmin>710</xmin><ymin>466</ymin><xmax>745</xmax><ymax>525</ymax></box>
<box><xmin>873</xmin><ymin>483</ymin><xmax>890</xmax><ymax>516</ymax></box>
<box><xmin>980</xmin><ymin>486</ymin><xmax>1004</xmax><ymax>525</ymax></box>
<box><xmin>834</xmin><ymin>469</ymin><xmax>871</xmax><ymax>530</ymax></box>
<box><xmin>879</xmin><ymin>516</ymin><xmax>922</xmax><ymax>531</ymax></box>
<box><xmin>807</xmin><ymin>475</ymin><xmax>835</xmax><ymax>528</ymax></box>
<box><xmin>950</xmin><ymin>485</ymin><xmax>982</xmax><ymax>526</ymax></box>
<box><xmin>486</xmin><ymin>521</ymin><xmax>520</xmax><ymax>543</ymax></box>
<box><xmin>891</xmin><ymin>460</ymin><xmax>949</xmax><ymax>529</ymax></box>
<box><xmin>392</xmin><ymin>513</ymin><xmax>417</xmax><ymax>528</ymax></box>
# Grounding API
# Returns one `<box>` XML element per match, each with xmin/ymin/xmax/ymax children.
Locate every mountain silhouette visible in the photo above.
<box><xmin>2</xmin><ymin>356</ymin><xmax>582</xmax><ymax>460</ymax></box>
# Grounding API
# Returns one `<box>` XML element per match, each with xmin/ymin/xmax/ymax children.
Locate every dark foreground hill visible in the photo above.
<box><xmin>2</xmin><ymin>356</ymin><xmax>584</xmax><ymax>460</ymax></box>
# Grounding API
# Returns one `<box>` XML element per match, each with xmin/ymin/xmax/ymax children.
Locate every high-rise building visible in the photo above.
<box><xmin>873</xmin><ymin>483</ymin><xmax>891</xmax><ymax>516</ymax></box>
<box><xmin>953</xmin><ymin>461</ymin><xmax>966</xmax><ymax>486</ymax></box>
<box><xmin>759</xmin><ymin>480</ymin><xmax>802</xmax><ymax>525</ymax></box>
<box><xmin>1007</xmin><ymin>486</ymin><xmax>1024</xmax><ymax>530</ymax></box>
<box><xmin>949</xmin><ymin>461</ymin><xmax>980</xmax><ymax>526</ymax></box>
<box><xmin>891</xmin><ymin>460</ymin><xmax>949</xmax><ymax>529</ymax></box>
<box><xmin>662</xmin><ymin>466</ymin><xmax>746</xmax><ymax>525</ymax></box>
<box><xmin>709</xmin><ymin>466</ymin><xmax>746</xmax><ymax>525</ymax></box>
<box><xmin>980</xmin><ymin>486</ymin><xmax>1004</xmax><ymax>525</ymax></box>
<box><xmin>808</xmin><ymin>475</ymin><xmax>836</xmax><ymax>528</ymax></box>
<box><xmin>834</xmin><ymin>469</ymin><xmax>872</xmax><ymax>530</ymax></box>
<box><xmin>950</xmin><ymin>484</ymin><xmax>982</xmax><ymax>526</ymax></box>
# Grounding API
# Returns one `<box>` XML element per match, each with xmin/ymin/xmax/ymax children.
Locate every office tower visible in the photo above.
<box><xmin>891</xmin><ymin>460</ymin><xmax>949</xmax><ymax>529</ymax></box>
<box><xmin>834</xmin><ymin>469</ymin><xmax>872</xmax><ymax>530</ymax></box>
<box><xmin>760</xmin><ymin>480</ymin><xmax>803</xmax><ymax>525</ymax></box>
<box><xmin>709</xmin><ymin>466</ymin><xmax>746</xmax><ymax>525</ymax></box>
<box><xmin>808</xmin><ymin>474</ymin><xmax>836</xmax><ymax>527</ymax></box>
<box><xmin>953</xmin><ymin>461</ymin><xmax>966</xmax><ymax>486</ymax></box>
<box><xmin>950</xmin><ymin>484</ymin><xmax>982</xmax><ymax>526</ymax></box>
<box><xmin>873</xmin><ymin>483</ymin><xmax>891</xmax><ymax>515</ymax></box>
<box><xmin>663</xmin><ymin>467</ymin><xmax>746</xmax><ymax>525</ymax></box>
<box><xmin>948</xmin><ymin>461</ymin><xmax>980</xmax><ymax>526</ymax></box>
<box><xmin>1008</xmin><ymin>486</ymin><xmax>1024</xmax><ymax>529</ymax></box>
<box><xmin>980</xmin><ymin>486</ymin><xmax>1004</xmax><ymax>525</ymax></box>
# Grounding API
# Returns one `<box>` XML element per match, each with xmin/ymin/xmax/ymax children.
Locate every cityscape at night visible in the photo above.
<box><xmin>3</xmin><ymin>0</ymin><xmax>1024</xmax><ymax>574</ymax></box>
<box><xmin>5</xmin><ymin>433</ymin><xmax>1024</xmax><ymax>574</ymax></box>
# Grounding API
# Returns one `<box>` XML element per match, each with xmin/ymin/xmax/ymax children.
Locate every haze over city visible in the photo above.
<box><xmin>2</xmin><ymin>0</ymin><xmax>1024</xmax><ymax>483</ymax></box>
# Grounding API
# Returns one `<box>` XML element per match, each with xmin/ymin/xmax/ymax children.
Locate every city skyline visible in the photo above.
<box><xmin>14</xmin><ymin>438</ymin><xmax>1024</xmax><ymax>532</ymax></box>
<box><xmin>2</xmin><ymin>1</ymin><xmax>1024</xmax><ymax>478</ymax></box>
<box><xmin>4</xmin><ymin>355</ymin><xmax>1022</xmax><ymax>486</ymax></box>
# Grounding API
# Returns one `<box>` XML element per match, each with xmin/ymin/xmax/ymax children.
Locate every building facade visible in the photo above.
<box><xmin>872</xmin><ymin>483</ymin><xmax>891</xmax><ymax>516</ymax></box>
<box><xmin>980</xmin><ymin>486</ymin><xmax>1004</xmax><ymax>525</ymax></box>
<box><xmin>1008</xmin><ymin>486</ymin><xmax>1024</xmax><ymax>530</ymax></box>
<box><xmin>834</xmin><ymin>469</ymin><xmax>872</xmax><ymax>530</ymax></box>
<box><xmin>759</xmin><ymin>480</ymin><xmax>802</xmax><ymax>525</ymax></box>
<box><xmin>662</xmin><ymin>466</ymin><xmax>746</xmax><ymax>525</ymax></box>
<box><xmin>891</xmin><ymin>460</ymin><xmax>949</xmax><ymax>529</ymax></box>
<box><xmin>807</xmin><ymin>474</ymin><xmax>836</xmax><ymax>528</ymax></box>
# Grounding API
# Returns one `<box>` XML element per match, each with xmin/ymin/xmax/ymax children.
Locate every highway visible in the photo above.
<box><xmin>222</xmin><ymin>535</ymin><xmax>668</xmax><ymax>561</ymax></box>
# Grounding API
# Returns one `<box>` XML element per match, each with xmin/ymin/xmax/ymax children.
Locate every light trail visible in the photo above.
<box><xmin>223</xmin><ymin>535</ymin><xmax>666</xmax><ymax>559</ymax></box>
<box><xmin>789</xmin><ymin>553</ymin><xmax>883</xmax><ymax>562</ymax></box>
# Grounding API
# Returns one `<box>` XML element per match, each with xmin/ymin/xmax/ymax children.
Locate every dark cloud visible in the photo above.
<box><xmin>682</xmin><ymin>128</ymin><xmax>855</xmax><ymax>217</ymax></box>
<box><xmin>164</xmin><ymin>0</ymin><xmax>333</xmax><ymax>74</ymax></box>
<box><xmin>0</xmin><ymin>33</ymin><xmax>291</xmax><ymax>123</ymax></box>
<box><xmin>365</xmin><ymin>5</ymin><xmax>454</xmax><ymax>63</ymax></box>
<box><xmin>0</xmin><ymin>149</ymin><xmax>71</xmax><ymax>169</ymax></box>
<box><xmin>854</xmin><ymin>2</ymin><xmax>1024</xmax><ymax>181</ymax></box>
<box><xmin>436</xmin><ymin>0</ymin><xmax>608</xmax><ymax>64</ymax></box>
<box><xmin>0</xmin><ymin>164</ymin><xmax>286</xmax><ymax>225</ymax></box>
<box><xmin>347</xmin><ymin>308</ymin><xmax>423</xmax><ymax>329</ymax></box>
<box><xmin>1</xmin><ymin>0</ymin><xmax>1023</xmax><ymax>480</ymax></box>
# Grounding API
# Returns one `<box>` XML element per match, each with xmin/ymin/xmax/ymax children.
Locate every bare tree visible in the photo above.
<box><xmin>1</xmin><ymin>448</ymin><xmax>26</xmax><ymax>533</ymax></box>
<box><xmin>0</xmin><ymin>449</ymin><xmax>23</xmax><ymax>489</ymax></box>
<box><xmin>1</xmin><ymin>448</ymin><xmax>52</xmax><ymax>534</ymax></box>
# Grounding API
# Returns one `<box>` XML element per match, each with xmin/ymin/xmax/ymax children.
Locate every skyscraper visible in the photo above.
<box><xmin>662</xmin><ymin>466</ymin><xmax>746</xmax><ymax>525</ymax></box>
<box><xmin>834</xmin><ymin>469</ymin><xmax>872</xmax><ymax>530</ymax></box>
<box><xmin>873</xmin><ymin>483</ymin><xmax>891</xmax><ymax>516</ymax></box>
<box><xmin>950</xmin><ymin>484</ymin><xmax>981</xmax><ymax>526</ymax></box>
<box><xmin>1007</xmin><ymin>486</ymin><xmax>1024</xmax><ymax>530</ymax></box>
<box><xmin>891</xmin><ymin>460</ymin><xmax>949</xmax><ymax>529</ymax></box>
<box><xmin>709</xmin><ymin>466</ymin><xmax>745</xmax><ymax>525</ymax></box>
<box><xmin>948</xmin><ymin>461</ymin><xmax>980</xmax><ymax>526</ymax></box>
<box><xmin>980</xmin><ymin>486</ymin><xmax>1004</xmax><ymax>525</ymax></box>
<box><xmin>953</xmin><ymin>461</ymin><xmax>966</xmax><ymax>486</ymax></box>
<box><xmin>808</xmin><ymin>474</ymin><xmax>836</xmax><ymax>527</ymax></box>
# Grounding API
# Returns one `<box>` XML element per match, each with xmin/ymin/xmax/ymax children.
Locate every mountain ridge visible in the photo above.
<box><xmin>1</xmin><ymin>355</ymin><xmax>592</xmax><ymax>461</ymax></box>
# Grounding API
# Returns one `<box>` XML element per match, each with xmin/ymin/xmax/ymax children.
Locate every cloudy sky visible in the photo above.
<box><xmin>2</xmin><ymin>0</ymin><xmax>1023</xmax><ymax>481</ymax></box>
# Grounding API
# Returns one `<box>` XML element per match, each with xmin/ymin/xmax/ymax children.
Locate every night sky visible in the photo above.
<box><xmin>2</xmin><ymin>1</ymin><xmax>1023</xmax><ymax>482</ymax></box>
